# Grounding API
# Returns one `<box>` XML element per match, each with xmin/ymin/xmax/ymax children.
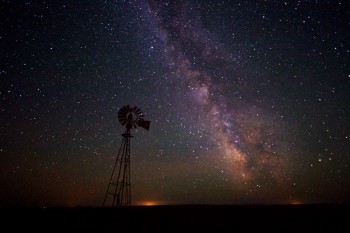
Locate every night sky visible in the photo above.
<box><xmin>1</xmin><ymin>0</ymin><xmax>349</xmax><ymax>207</ymax></box>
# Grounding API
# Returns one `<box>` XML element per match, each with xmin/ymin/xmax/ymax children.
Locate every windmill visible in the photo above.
<box><xmin>102</xmin><ymin>105</ymin><xmax>150</xmax><ymax>207</ymax></box>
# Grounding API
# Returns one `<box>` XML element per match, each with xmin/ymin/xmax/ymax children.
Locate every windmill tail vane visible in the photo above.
<box><xmin>137</xmin><ymin>119</ymin><xmax>150</xmax><ymax>131</ymax></box>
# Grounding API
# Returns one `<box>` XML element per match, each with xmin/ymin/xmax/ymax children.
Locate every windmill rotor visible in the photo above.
<box><xmin>118</xmin><ymin>105</ymin><xmax>150</xmax><ymax>131</ymax></box>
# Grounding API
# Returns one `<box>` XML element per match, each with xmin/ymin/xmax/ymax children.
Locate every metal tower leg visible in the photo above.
<box><xmin>102</xmin><ymin>130</ymin><xmax>132</xmax><ymax>207</ymax></box>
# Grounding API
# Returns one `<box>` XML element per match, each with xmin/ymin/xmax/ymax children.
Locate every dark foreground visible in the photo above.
<box><xmin>1</xmin><ymin>204</ymin><xmax>349</xmax><ymax>232</ymax></box>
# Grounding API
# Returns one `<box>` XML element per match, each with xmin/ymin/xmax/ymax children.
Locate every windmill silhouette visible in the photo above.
<box><xmin>102</xmin><ymin>105</ymin><xmax>150</xmax><ymax>207</ymax></box>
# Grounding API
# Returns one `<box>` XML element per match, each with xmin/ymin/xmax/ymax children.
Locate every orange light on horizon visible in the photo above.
<box><xmin>290</xmin><ymin>200</ymin><xmax>303</xmax><ymax>205</ymax></box>
<box><xmin>136</xmin><ymin>201</ymin><xmax>160</xmax><ymax>206</ymax></box>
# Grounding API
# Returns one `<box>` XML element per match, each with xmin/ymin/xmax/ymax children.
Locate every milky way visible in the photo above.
<box><xmin>136</xmin><ymin>1</ymin><xmax>295</xmax><ymax>198</ymax></box>
<box><xmin>1</xmin><ymin>0</ymin><xmax>349</xmax><ymax>207</ymax></box>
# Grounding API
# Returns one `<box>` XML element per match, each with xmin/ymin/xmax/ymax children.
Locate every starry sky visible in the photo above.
<box><xmin>1</xmin><ymin>0</ymin><xmax>349</xmax><ymax>207</ymax></box>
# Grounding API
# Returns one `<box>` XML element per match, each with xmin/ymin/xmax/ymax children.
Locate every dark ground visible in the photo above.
<box><xmin>1</xmin><ymin>204</ymin><xmax>349</xmax><ymax>232</ymax></box>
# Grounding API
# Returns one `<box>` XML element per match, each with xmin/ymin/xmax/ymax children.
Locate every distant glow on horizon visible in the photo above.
<box><xmin>290</xmin><ymin>200</ymin><xmax>303</xmax><ymax>205</ymax></box>
<box><xmin>136</xmin><ymin>201</ymin><xmax>161</xmax><ymax>206</ymax></box>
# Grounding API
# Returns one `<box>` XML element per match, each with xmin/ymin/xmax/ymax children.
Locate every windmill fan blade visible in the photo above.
<box><xmin>135</xmin><ymin>108</ymin><xmax>142</xmax><ymax>115</ymax></box>
<box><xmin>121</xmin><ymin>106</ymin><xmax>128</xmax><ymax>113</ymax></box>
<box><xmin>118</xmin><ymin>109</ymin><xmax>127</xmax><ymax>120</ymax></box>
<box><xmin>118</xmin><ymin>115</ymin><xmax>127</xmax><ymax>122</ymax></box>
<box><xmin>121</xmin><ymin>119</ymin><xmax>128</xmax><ymax>126</ymax></box>
<box><xmin>138</xmin><ymin>120</ymin><xmax>150</xmax><ymax>131</ymax></box>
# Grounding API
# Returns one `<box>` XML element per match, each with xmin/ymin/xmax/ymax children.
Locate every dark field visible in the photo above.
<box><xmin>1</xmin><ymin>204</ymin><xmax>349</xmax><ymax>232</ymax></box>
